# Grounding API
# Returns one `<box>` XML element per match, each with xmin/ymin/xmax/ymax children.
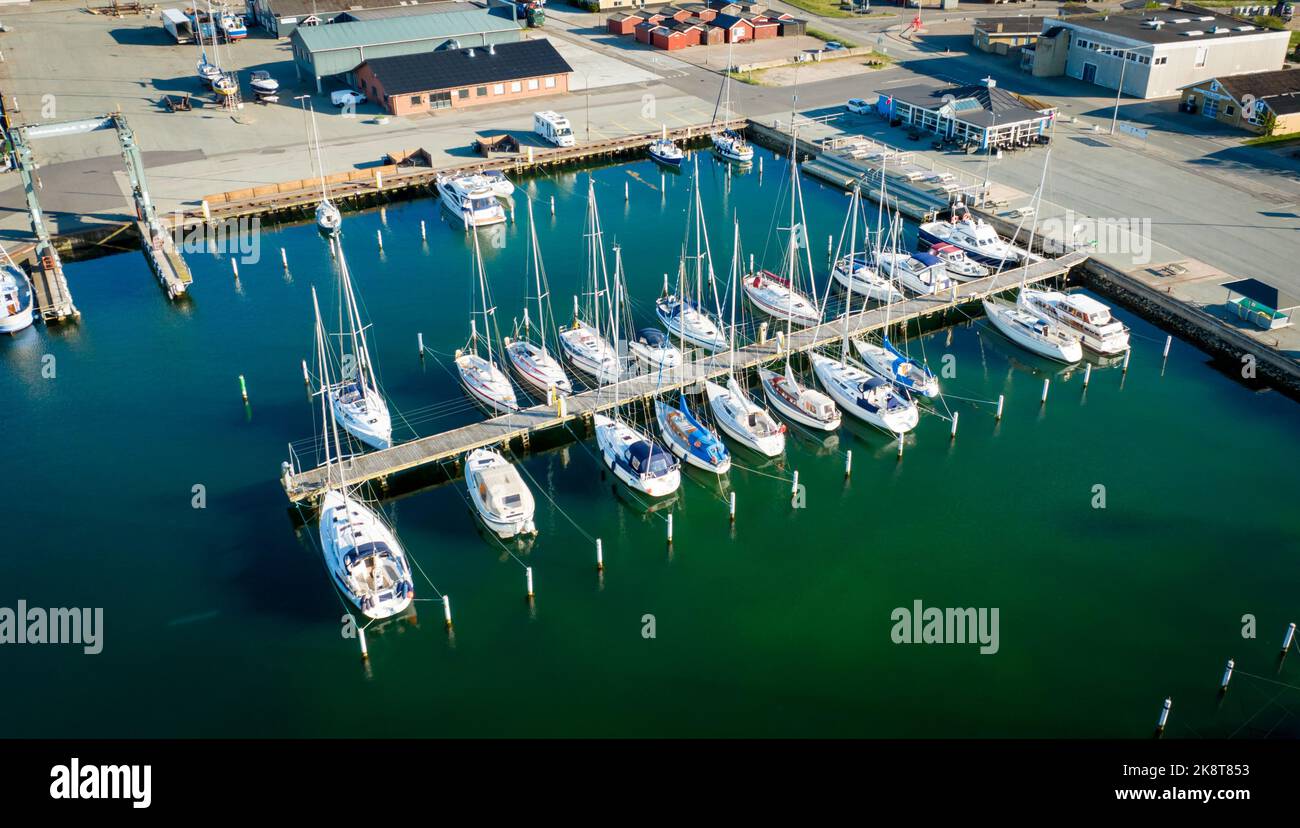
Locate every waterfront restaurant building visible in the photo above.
<box><xmin>354</xmin><ymin>38</ymin><xmax>573</xmax><ymax>117</ymax></box>
<box><xmin>874</xmin><ymin>78</ymin><xmax>1056</xmax><ymax>149</ymax></box>
<box><xmin>1026</xmin><ymin>5</ymin><xmax>1290</xmax><ymax>99</ymax></box>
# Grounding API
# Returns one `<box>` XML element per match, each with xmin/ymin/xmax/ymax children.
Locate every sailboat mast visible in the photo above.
<box><xmin>729</xmin><ymin>221</ymin><xmax>739</xmax><ymax>377</ymax></box>
<box><xmin>338</xmin><ymin>248</ymin><xmax>373</xmax><ymax>389</ymax></box>
<box><xmin>1019</xmin><ymin>149</ymin><xmax>1051</xmax><ymax>289</ymax></box>
<box><xmin>313</xmin><ymin>286</ymin><xmax>347</xmax><ymax>488</ymax></box>
<box><xmin>527</xmin><ymin>199</ymin><xmax>547</xmax><ymax>348</ymax></box>
<box><xmin>471</xmin><ymin>230</ymin><xmax>495</xmax><ymax>365</ymax></box>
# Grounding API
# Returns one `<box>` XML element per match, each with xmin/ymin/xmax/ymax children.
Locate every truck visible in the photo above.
<box><xmin>162</xmin><ymin>8</ymin><xmax>194</xmax><ymax>43</ymax></box>
<box><xmin>534</xmin><ymin>111</ymin><xmax>574</xmax><ymax>148</ymax></box>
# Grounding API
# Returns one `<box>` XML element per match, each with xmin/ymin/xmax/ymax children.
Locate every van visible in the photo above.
<box><xmin>534</xmin><ymin>110</ymin><xmax>575</xmax><ymax>147</ymax></box>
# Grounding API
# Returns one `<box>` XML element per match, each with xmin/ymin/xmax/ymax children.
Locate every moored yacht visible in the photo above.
<box><xmin>629</xmin><ymin>327</ymin><xmax>683</xmax><ymax>373</ymax></box>
<box><xmin>852</xmin><ymin>338</ymin><xmax>939</xmax><ymax>399</ymax></box>
<box><xmin>455</xmin><ymin>348</ymin><xmax>518</xmax><ymax>413</ymax></box>
<box><xmin>319</xmin><ymin>489</ymin><xmax>415</xmax><ymax>620</ymax></box>
<box><xmin>742</xmin><ymin>269</ymin><xmax>821</xmax><ymax>327</ymax></box>
<box><xmin>504</xmin><ymin>336</ymin><xmax>572</xmax><ymax>397</ymax></box>
<box><xmin>832</xmin><ymin>253</ymin><xmax>903</xmax><ymax>302</ymax></box>
<box><xmin>1</xmin><ymin>264</ymin><xmax>35</xmax><ymax>334</ymax></box>
<box><xmin>918</xmin><ymin>206</ymin><xmax>1025</xmax><ymax>268</ymax></box>
<box><xmin>759</xmin><ymin>364</ymin><xmax>841</xmax><ymax>431</ymax></box>
<box><xmin>465</xmin><ymin>448</ymin><xmax>537</xmax><ymax>539</ymax></box>
<box><xmin>436</xmin><ymin>172</ymin><xmax>506</xmax><ymax>227</ymax></box>
<box><xmin>982</xmin><ymin>296</ymin><xmax>1082</xmax><ymax>363</ymax></box>
<box><xmin>594</xmin><ymin>413</ymin><xmax>681</xmax><ymax>497</ymax></box>
<box><xmin>649</xmin><ymin>126</ymin><xmax>684</xmax><ymax>167</ymax></box>
<box><xmin>705</xmin><ymin>377</ymin><xmax>786</xmax><ymax>457</ymax></box>
<box><xmin>874</xmin><ymin>251</ymin><xmax>953</xmax><ymax>296</ymax></box>
<box><xmin>810</xmin><ymin>351</ymin><xmax>919</xmax><ymax>435</ymax></box>
<box><xmin>655</xmin><ymin>395</ymin><xmax>731</xmax><ymax>474</ymax></box>
<box><xmin>558</xmin><ymin>319</ymin><xmax>620</xmax><ymax>384</ymax></box>
<box><xmin>926</xmin><ymin>242</ymin><xmax>988</xmax><ymax>280</ymax></box>
<box><xmin>655</xmin><ymin>295</ymin><xmax>728</xmax><ymax>353</ymax></box>
<box><xmin>1018</xmin><ymin>289</ymin><xmax>1130</xmax><ymax>355</ymax></box>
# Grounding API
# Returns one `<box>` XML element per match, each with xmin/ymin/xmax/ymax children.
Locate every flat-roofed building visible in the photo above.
<box><xmin>875</xmin><ymin>77</ymin><xmax>1057</xmax><ymax>149</ymax></box>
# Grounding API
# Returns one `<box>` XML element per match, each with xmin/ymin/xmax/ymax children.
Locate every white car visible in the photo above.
<box><xmin>847</xmin><ymin>98</ymin><xmax>871</xmax><ymax>114</ymax></box>
<box><xmin>331</xmin><ymin>89</ymin><xmax>366</xmax><ymax>107</ymax></box>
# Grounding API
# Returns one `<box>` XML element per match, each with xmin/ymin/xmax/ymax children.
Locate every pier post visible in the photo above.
<box><xmin>358</xmin><ymin>626</ymin><xmax>369</xmax><ymax>661</ymax></box>
<box><xmin>1083</xmin><ymin>362</ymin><xmax>1092</xmax><ymax>388</ymax></box>
<box><xmin>417</xmin><ymin>332</ymin><xmax>424</xmax><ymax>356</ymax></box>
<box><xmin>526</xmin><ymin>566</ymin><xmax>535</xmax><ymax>601</ymax></box>
<box><xmin>1162</xmin><ymin>335</ymin><xmax>1172</xmax><ymax>360</ymax></box>
<box><xmin>1220</xmin><ymin>658</ymin><xmax>1234</xmax><ymax>692</ymax></box>
<box><xmin>897</xmin><ymin>434</ymin><xmax>904</xmax><ymax>458</ymax></box>
<box><xmin>375</xmin><ymin>170</ymin><xmax>383</xmax><ymax>190</ymax></box>
<box><xmin>1122</xmin><ymin>349</ymin><xmax>1131</xmax><ymax>374</ymax></box>
<box><xmin>996</xmin><ymin>394</ymin><xmax>1004</xmax><ymax>420</ymax></box>
<box><xmin>775</xmin><ymin>330</ymin><xmax>785</xmax><ymax>355</ymax></box>
<box><xmin>231</xmin><ymin>259</ymin><xmax>239</xmax><ymax>279</ymax></box>
<box><xmin>302</xmin><ymin>360</ymin><xmax>310</xmax><ymax>387</ymax></box>
<box><xmin>1282</xmin><ymin>622</ymin><xmax>1296</xmax><ymax>655</ymax></box>
<box><xmin>790</xmin><ymin>470</ymin><xmax>799</xmax><ymax>505</ymax></box>
<box><xmin>557</xmin><ymin>394</ymin><xmax>568</xmax><ymax>418</ymax></box>
<box><xmin>1041</xmin><ymin>378</ymin><xmax>1050</xmax><ymax>405</ymax></box>
<box><xmin>547</xmin><ymin>385</ymin><xmax>557</xmax><ymax>407</ymax></box>
<box><xmin>443</xmin><ymin>595</ymin><xmax>452</xmax><ymax>629</ymax></box>
<box><xmin>749</xmin><ymin>254</ymin><xmax>754</xmax><ymax>274</ymax></box>
<box><xmin>550</xmin><ymin>196</ymin><xmax>555</xmax><ymax>216</ymax></box>
<box><xmin>1156</xmin><ymin>697</ymin><xmax>1171</xmax><ymax>733</ymax></box>
<box><xmin>376</xmin><ymin>229</ymin><xmax>383</xmax><ymax>250</ymax></box>
<box><xmin>239</xmin><ymin>374</ymin><xmax>249</xmax><ymax>403</ymax></box>
<box><xmin>420</xmin><ymin>220</ymin><xmax>427</xmax><ymax>241</ymax></box>
<box><xmin>596</xmin><ymin>538</ymin><xmax>604</xmax><ymax>571</ymax></box>
<box><xmin>625</xmin><ymin>181</ymin><xmax>629</xmax><ymax>202</ymax></box>
<box><xmin>729</xmin><ymin>492</ymin><xmax>736</xmax><ymax>523</ymax></box>
<box><xmin>845</xmin><ymin>450</ymin><xmax>852</xmax><ymax>478</ymax></box>
<box><xmin>758</xmin><ymin>321</ymin><xmax>768</xmax><ymax>346</ymax></box>
<box><xmin>281</xmin><ymin>247</ymin><xmax>288</xmax><ymax>269</ymax></box>
<box><xmin>667</xmin><ymin>513</ymin><xmax>674</xmax><ymax>545</ymax></box>
<box><xmin>950</xmin><ymin>411</ymin><xmax>959</xmax><ymax>439</ymax></box>
<box><xmin>201</xmin><ymin>200</ymin><xmax>210</xmax><ymax>223</ymax></box>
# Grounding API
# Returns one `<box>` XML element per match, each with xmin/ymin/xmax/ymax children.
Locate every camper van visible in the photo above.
<box><xmin>162</xmin><ymin>8</ymin><xmax>194</xmax><ymax>43</ymax></box>
<box><xmin>533</xmin><ymin>111</ymin><xmax>574</xmax><ymax>148</ymax></box>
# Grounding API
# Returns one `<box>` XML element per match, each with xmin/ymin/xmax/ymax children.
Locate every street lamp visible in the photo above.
<box><xmin>1109</xmin><ymin>44</ymin><xmax>1152</xmax><ymax>135</ymax></box>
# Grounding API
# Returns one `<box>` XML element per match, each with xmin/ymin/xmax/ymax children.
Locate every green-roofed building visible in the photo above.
<box><xmin>289</xmin><ymin>5</ymin><xmax>524</xmax><ymax>93</ymax></box>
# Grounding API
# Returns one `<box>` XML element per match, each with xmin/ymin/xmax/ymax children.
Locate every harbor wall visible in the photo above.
<box><xmin>1077</xmin><ymin>258</ymin><xmax>1300</xmax><ymax>402</ymax></box>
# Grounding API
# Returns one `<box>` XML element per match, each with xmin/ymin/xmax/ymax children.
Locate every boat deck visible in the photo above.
<box><xmin>281</xmin><ymin>250</ymin><xmax>1087</xmax><ymax>502</ymax></box>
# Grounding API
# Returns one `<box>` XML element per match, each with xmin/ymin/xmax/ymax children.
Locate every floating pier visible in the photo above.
<box><xmin>281</xmin><ymin>251</ymin><xmax>1086</xmax><ymax>502</ymax></box>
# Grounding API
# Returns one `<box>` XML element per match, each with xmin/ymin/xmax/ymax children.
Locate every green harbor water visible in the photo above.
<box><xmin>2</xmin><ymin>149</ymin><xmax>1298</xmax><ymax>738</ymax></box>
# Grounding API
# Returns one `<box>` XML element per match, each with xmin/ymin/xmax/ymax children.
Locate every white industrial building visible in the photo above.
<box><xmin>1026</xmin><ymin>4</ymin><xmax>1291</xmax><ymax>99</ymax></box>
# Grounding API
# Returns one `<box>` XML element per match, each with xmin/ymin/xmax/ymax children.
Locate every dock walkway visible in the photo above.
<box><xmin>281</xmin><ymin>250</ymin><xmax>1087</xmax><ymax>502</ymax></box>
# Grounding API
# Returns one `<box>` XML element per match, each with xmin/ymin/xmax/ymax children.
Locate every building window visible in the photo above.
<box><xmin>430</xmin><ymin>91</ymin><xmax>452</xmax><ymax>110</ymax></box>
<box><xmin>1225</xmin><ymin>105</ymin><xmax>1235</xmax><ymax>116</ymax></box>
<box><xmin>545</xmin><ymin>76</ymin><xmax>556</xmax><ymax>88</ymax></box>
<box><xmin>511</xmin><ymin>81</ymin><xmax>522</xmax><ymax>93</ymax></box>
<box><xmin>410</xmin><ymin>95</ymin><xmax>423</xmax><ymax>105</ymax></box>
<box><xmin>527</xmin><ymin>78</ymin><xmax>539</xmax><ymax>90</ymax></box>
<box><xmin>1155</xmin><ymin>56</ymin><xmax>1167</xmax><ymax>65</ymax></box>
<box><xmin>458</xmin><ymin>88</ymin><xmax>469</xmax><ymax>99</ymax></box>
<box><xmin>476</xmin><ymin>86</ymin><xmax>487</xmax><ymax>96</ymax></box>
<box><xmin>493</xmin><ymin>83</ymin><xmax>504</xmax><ymax>95</ymax></box>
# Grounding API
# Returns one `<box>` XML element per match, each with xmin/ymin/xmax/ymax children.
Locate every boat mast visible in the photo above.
<box><xmin>471</xmin><ymin>229</ymin><xmax>495</xmax><ymax>366</ymax></box>
<box><xmin>728</xmin><ymin>221</ymin><xmax>740</xmax><ymax>379</ymax></box>
<box><xmin>526</xmin><ymin>198</ymin><xmax>550</xmax><ymax>352</ymax></box>
<box><xmin>338</xmin><ymin>246</ymin><xmax>374</xmax><ymax>391</ymax></box>
<box><xmin>1018</xmin><ymin>149</ymin><xmax>1051</xmax><ymax>291</ymax></box>
<box><xmin>313</xmin><ymin>286</ymin><xmax>347</xmax><ymax>491</ymax></box>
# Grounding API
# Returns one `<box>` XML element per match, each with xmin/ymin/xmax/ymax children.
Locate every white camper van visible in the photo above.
<box><xmin>533</xmin><ymin>111</ymin><xmax>575</xmax><ymax>148</ymax></box>
<box><xmin>162</xmin><ymin>8</ymin><xmax>194</xmax><ymax>43</ymax></box>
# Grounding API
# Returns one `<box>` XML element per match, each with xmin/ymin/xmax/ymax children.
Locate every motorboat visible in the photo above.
<box><xmin>918</xmin><ymin>206</ymin><xmax>1025</xmax><ymax>268</ymax></box>
<box><xmin>926</xmin><ymin>242</ymin><xmax>988</xmax><ymax>280</ymax></box>
<box><xmin>0</xmin><ymin>264</ymin><xmax>35</xmax><ymax>334</ymax></box>
<box><xmin>249</xmin><ymin>70</ymin><xmax>279</xmax><ymax>96</ymax></box>
<box><xmin>558</xmin><ymin>319</ymin><xmax>620</xmax><ymax>384</ymax></box>
<box><xmin>319</xmin><ymin>490</ymin><xmax>415</xmax><ymax>620</ymax></box>
<box><xmin>480</xmin><ymin>169</ymin><xmax>515</xmax><ymax>198</ymax></box>
<box><xmin>810</xmin><ymin>351</ymin><xmax>919</xmax><ymax>435</ymax></box>
<box><xmin>649</xmin><ymin>126</ymin><xmax>684</xmax><ymax>167</ymax></box>
<box><xmin>220</xmin><ymin>13</ymin><xmax>247</xmax><ymax>41</ymax></box>
<box><xmin>655</xmin><ymin>395</ymin><xmax>730</xmax><ymax>474</ymax></box>
<box><xmin>874</xmin><ymin>251</ymin><xmax>953</xmax><ymax>296</ymax></box>
<box><xmin>436</xmin><ymin>172</ymin><xmax>506</xmax><ymax>228</ymax></box>
<box><xmin>831</xmin><ymin>253</ymin><xmax>903</xmax><ymax>302</ymax></box>
<box><xmin>316</xmin><ymin>201</ymin><xmax>342</xmax><ymax>237</ymax></box>
<box><xmin>705</xmin><ymin>377</ymin><xmax>786</xmax><ymax>457</ymax></box>
<box><xmin>655</xmin><ymin>296</ymin><xmax>728</xmax><ymax>352</ymax></box>
<box><xmin>1018</xmin><ymin>289</ymin><xmax>1130</xmax><ymax>355</ymax></box>
<box><xmin>982</xmin><ymin>296</ymin><xmax>1082</xmax><ymax>363</ymax></box>
<box><xmin>742</xmin><ymin>269</ymin><xmax>821</xmax><ymax>327</ymax></box>
<box><xmin>712</xmin><ymin>129</ymin><xmax>753</xmax><ymax>164</ymax></box>
<box><xmin>594</xmin><ymin>413</ymin><xmax>681</xmax><ymax>497</ymax></box>
<box><xmin>852</xmin><ymin>338</ymin><xmax>939</xmax><ymax>399</ymax></box>
<box><xmin>464</xmin><ymin>448</ymin><xmax>537</xmax><ymax>539</ymax></box>
<box><xmin>628</xmin><ymin>327</ymin><xmax>683</xmax><ymax>373</ymax></box>
<box><xmin>759</xmin><ymin>364</ymin><xmax>840</xmax><ymax>431</ymax></box>
<box><xmin>455</xmin><ymin>349</ymin><xmax>519</xmax><ymax>413</ymax></box>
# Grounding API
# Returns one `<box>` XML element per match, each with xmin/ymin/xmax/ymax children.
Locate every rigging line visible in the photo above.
<box><xmin>561</xmin><ymin>421</ymin><xmax>669</xmax><ymax>522</ymax></box>
<box><xmin>506</xmin><ymin>448</ymin><xmax>596</xmax><ymax>543</ymax></box>
<box><xmin>1229</xmin><ymin>683</ymin><xmax>1293</xmax><ymax>739</ymax></box>
<box><xmin>1232</xmin><ymin>669</ymin><xmax>1300</xmax><ymax>695</ymax></box>
<box><xmin>446</xmin><ymin>474</ymin><xmax>532</xmax><ymax>570</ymax></box>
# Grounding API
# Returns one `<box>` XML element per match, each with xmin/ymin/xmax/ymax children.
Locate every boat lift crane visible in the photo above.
<box><xmin>8</xmin><ymin>112</ymin><xmax>193</xmax><ymax>320</ymax></box>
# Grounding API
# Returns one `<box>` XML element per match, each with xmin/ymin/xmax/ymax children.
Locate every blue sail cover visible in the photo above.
<box><xmin>637</xmin><ymin>328</ymin><xmax>669</xmax><ymax>348</ymax></box>
<box><xmin>626</xmin><ymin>440</ymin><xmax>676</xmax><ymax>478</ymax></box>
<box><xmin>912</xmin><ymin>251</ymin><xmax>942</xmax><ymax>268</ymax></box>
<box><xmin>675</xmin><ymin>396</ymin><xmax>728</xmax><ymax>466</ymax></box>
<box><xmin>882</xmin><ymin>337</ymin><xmax>934</xmax><ymax>387</ymax></box>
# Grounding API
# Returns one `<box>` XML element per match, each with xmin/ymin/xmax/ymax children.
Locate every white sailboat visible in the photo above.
<box><xmin>711</xmin><ymin>42</ymin><xmax>754</xmax><ymax>164</ymax></box>
<box><xmin>504</xmin><ymin>199</ymin><xmax>573</xmax><ymax>398</ymax></box>
<box><xmin>455</xmin><ymin>232</ymin><xmax>519</xmax><ymax>413</ymax></box>
<box><xmin>628</xmin><ymin>326</ymin><xmax>683</xmax><ymax>373</ymax></box>
<box><xmin>558</xmin><ymin>179</ymin><xmax>622</xmax><ymax>384</ymax></box>
<box><xmin>311</xmin><ymin>287</ymin><xmax>415</xmax><ymax>621</ymax></box>
<box><xmin>300</xmin><ymin>96</ymin><xmax>341</xmax><ymax>236</ymax></box>
<box><xmin>707</xmin><ymin>224</ymin><xmax>786</xmax><ymax>457</ymax></box>
<box><xmin>0</xmin><ymin>254</ymin><xmax>34</xmax><ymax>335</ymax></box>
<box><xmin>327</xmin><ymin>242</ymin><xmax>393</xmax><ymax>449</ymax></box>
<box><xmin>743</xmin><ymin>141</ymin><xmax>821</xmax><ymax>328</ymax></box>
<box><xmin>831</xmin><ymin>179</ymin><xmax>903</xmax><ymax>302</ymax></box>
<box><xmin>648</xmin><ymin>124</ymin><xmax>684</xmax><ymax>168</ymax></box>
<box><xmin>983</xmin><ymin>297</ymin><xmax>1082</xmax><ymax>363</ymax></box>
<box><xmin>464</xmin><ymin>447</ymin><xmax>537</xmax><ymax>539</ymax></box>
<box><xmin>655</xmin><ymin>161</ymin><xmax>729</xmax><ymax>352</ymax></box>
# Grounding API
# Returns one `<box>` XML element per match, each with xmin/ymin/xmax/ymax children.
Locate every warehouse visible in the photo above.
<box><xmin>354</xmin><ymin>38</ymin><xmax>573</xmax><ymax>116</ymax></box>
<box><xmin>290</xmin><ymin>7</ymin><xmax>523</xmax><ymax>93</ymax></box>
<box><xmin>1026</xmin><ymin>5</ymin><xmax>1290</xmax><ymax>99</ymax></box>
<box><xmin>250</xmin><ymin>0</ymin><xmax>418</xmax><ymax>38</ymax></box>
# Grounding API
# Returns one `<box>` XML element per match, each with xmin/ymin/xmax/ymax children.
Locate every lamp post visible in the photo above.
<box><xmin>1110</xmin><ymin>44</ymin><xmax>1151</xmax><ymax>135</ymax></box>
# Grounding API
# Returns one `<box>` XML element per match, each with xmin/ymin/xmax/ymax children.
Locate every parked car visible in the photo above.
<box><xmin>824</xmin><ymin>41</ymin><xmax>846</xmax><ymax>51</ymax></box>
<box><xmin>331</xmin><ymin>89</ymin><xmax>366</xmax><ymax>107</ymax></box>
<box><xmin>847</xmin><ymin>98</ymin><xmax>871</xmax><ymax>114</ymax></box>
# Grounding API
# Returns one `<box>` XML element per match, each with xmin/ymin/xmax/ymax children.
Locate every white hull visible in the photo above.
<box><xmin>594</xmin><ymin>414</ymin><xmax>681</xmax><ymax>498</ymax></box>
<box><xmin>317</xmin><ymin>201</ymin><xmax>341</xmax><ymax>236</ymax></box>
<box><xmin>558</xmin><ymin>320</ymin><xmax>621</xmax><ymax>384</ymax></box>
<box><xmin>504</xmin><ymin>338</ymin><xmax>573</xmax><ymax>397</ymax></box>
<box><xmin>875</xmin><ymin>253</ymin><xmax>953</xmax><ymax>296</ymax></box>
<box><xmin>852</xmin><ymin>339</ymin><xmax>939</xmax><ymax>399</ymax></box>
<box><xmin>436</xmin><ymin>175</ymin><xmax>506</xmax><ymax>228</ymax></box>
<box><xmin>832</xmin><ymin>256</ymin><xmax>903</xmax><ymax>302</ymax></box>
<box><xmin>742</xmin><ymin>272</ymin><xmax>821</xmax><ymax>327</ymax></box>
<box><xmin>628</xmin><ymin>340</ymin><xmax>683</xmax><ymax>373</ymax></box>
<box><xmin>758</xmin><ymin>367</ymin><xmax>840</xmax><ymax>431</ymax></box>
<box><xmin>983</xmin><ymin>298</ymin><xmax>1082</xmax><ymax>363</ymax></box>
<box><xmin>465</xmin><ymin>448</ymin><xmax>537</xmax><ymax>539</ymax></box>
<box><xmin>1</xmin><ymin>267</ymin><xmax>35</xmax><ymax>334</ymax></box>
<box><xmin>655</xmin><ymin>399</ymin><xmax>731</xmax><ymax>474</ymax></box>
<box><xmin>705</xmin><ymin>378</ymin><xmax>785</xmax><ymax>457</ymax></box>
<box><xmin>330</xmin><ymin>383</ymin><xmax>392</xmax><ymax>449</ymax></box>
<box><xmin>713</xmin><ymin>133</ymin><xmax>753</xmax><ymax>164</ymax></box>
<box><xmin>810</xmin><ymin>352</ymin><xmax>919</xmax><ymax>435</ymax></box>
<box><xmin>456</xmin><ymin>351</ymin><xmax>519</xmax><ymax>413</ymax></box>
<box><xmin>318</xmin><ymin>490</ymin><xmax>414</xmax><ymax>620</ymax></box>
<box><xmin>655</xmin><ymin>297</ymin><xmax>728</xmax><ymax>352</ymax></box>
<box><xmin>1018</xmin><ymin>289</ymin><xmax>1130</xmax><ymax>355</ymax></box>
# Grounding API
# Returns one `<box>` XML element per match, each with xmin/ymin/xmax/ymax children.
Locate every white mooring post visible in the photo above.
<box><xmin>1122</xmin><ymin>349</ymin><xmax>1131</xmax><ymax>373</ymax></box>
<box><xmin>1220</xmin><ymin>659</ymin><xmax>1234</xmax><ymax>692</ymax></box>
<box><xmin>667</xmin><ymin>513</ymin><xmax>674</xmax><ymax>545</ymax></box>
<box><xmin>845</xmin><ymin>450</ymin><xmax>852</xmax><ymax>478</ymax></box>
<box><xmin>231</xmin><ymin>259</ymin><xmax>239</xmax><ymax>279</ymax></box>
<box><xmin>358</xmin><ymin>626</ymin><xmax>369</xmax><ymax>661</ymax></box>
<box><xmin>526</xmin><ymin>567</ymin><xmax>535</xmax><ymax>600</ymax></box>
<box><xmin>376</xmin><ymin>229</ymin><xmax>383</xmax><ymax>250</ymax></box>
<box><xmin>790</xmin><ymin>470</ymin><xmax>799</xmax><ymax>500</ymax></box>
<box><xmin>729</xmin><ymin>492</ymin><xmax>736</xmax><ymax>523</ymax></box>
<box><xmin>1041</xmin><ymin>378</ymin><xmax>1050</xmax><ymax>405</ymax></box>
<box><xmin>996</xmin><ymin>394</ymin><xmax>1005</xmax><ymax>421</ymax></box>
<box><xmin>417</xmin><ymin>332</ymin><xmax>424</xmax><ymax>356</ymax></box>
<box><xmin>1156</xmin><ymin>697</ymin><xmax>1171</xmax><ymax>732</ymax></box>
<box><xmin>281</xmin><ymin>247</ymin><xmax>288</xmax><ymax>269</ymax></box>
<box><xmin>950</xmin><ymin>411</ymin><xmax>959</xmax><ymax>439</ymax></box>
<box><xmin>758</xmin><ymin>321</ymin><xmax>768</xmax><ymax>346</ymax></box>
<box><xmin>557</xmin><ymin>394</ymin><xmax>568</xmax><ymax>418</ymax></box>
<box><xmin>897</xmin><ymin>434</ymin><xmax>904</xmax><ymax>458</ymax></box>
<box><xmin>443</xmin><ymin>595</ymin><xmax>453</xmax><ymax>629</ymax></box>
<box><xmin>302</xmin><ymin>360</ymin><xmax>310</xmax><ymax>386</ymax></box>
<box><xmin>596</xmin><ymin>538</ymin><xmax>604</xmax><ymax>571</ymax></box>
<box><xmin>1282</xmin><ymin>622</ymin><xmax>1296</xmax><ymax>655</ymax></box>
<box><xmin>1083</xmin><ymin>362</ymin><xmax>1092</xmax><ymax>387</ymax></box>
<box><xmin>624</xmin><ymin>181</ymin><xmax>629</xmax><ymax>201</ymax></box>
<box><xmin>1162</xmin><ymin>335</ymin><xmax>1172</xmax><ymax>360</ymax></box>
<box><xmin>420</xmin><ymin>220</ymin><xmax>427</xmax><ymax>241</ymax></box>
<box><xmin>550</xmin><ymin>196</ymin><xmax>555</xmax><ymax>216</ymax></box>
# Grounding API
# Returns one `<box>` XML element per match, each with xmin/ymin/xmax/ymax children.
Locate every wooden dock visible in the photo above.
<box><xmin>187</xmin><ymin>120</ymin><xmax>748</xmax><ymax>228</ymax></box>
<box><xmin>138</xmin><ymin>221</ymin><xmax>193</xmax><ymax>299</ymax></box>
<box><xmin>281</xmin><ymin>250</ymin><xmax>1088</xmax><ymax>503</ymax></box>
<box><xmin>28</xmin><ymin>252</ymin><xmax>79</xmax><ymax>322</ymax></box>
